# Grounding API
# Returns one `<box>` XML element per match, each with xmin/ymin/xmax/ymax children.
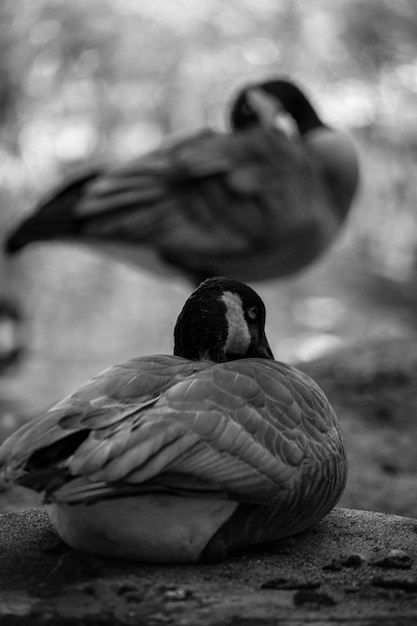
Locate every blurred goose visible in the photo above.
<box><xmin>5</xmin><ymin>79</ymin><xmax>359</xmax><ymax>283</ymax></box>
<box><xmin>0</xmin><ymin>277</ymin><xmax>346</xmax><ymax>563</ymax></box>
<box><xmin>0</xmin><ymin>298</ymin><xmax>26</xmax><ymax>374</ymax></box>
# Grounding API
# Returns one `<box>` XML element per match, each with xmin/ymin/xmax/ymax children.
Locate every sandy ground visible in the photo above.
<box><xmin>1</xmin><ymin>507</ymin><xmax>417</xmax><ymax>625</ymax></box>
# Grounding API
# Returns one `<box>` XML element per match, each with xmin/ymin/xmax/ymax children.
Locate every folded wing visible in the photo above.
<box><xmin>0</xmin><ymin>357</ymin><xmax>346</xmax><ymax>512</ymax></box>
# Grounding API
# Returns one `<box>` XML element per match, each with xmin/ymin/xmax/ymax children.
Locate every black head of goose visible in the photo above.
<box><xmin>231</xmin><ymin>78</ymin><xmax>359</xmax><ymax>226</ymax></box>
<box><xmin>4</xmin><ymin>79</ymin><xmax>359</xmax><ymax>284</ymax></box>
<box><xmin>0</xmin><ymin>277</ymin><xmax>346</xmax><ymax>563</ymax></box>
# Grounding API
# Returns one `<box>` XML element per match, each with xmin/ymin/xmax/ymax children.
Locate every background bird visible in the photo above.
<box><xmin>0</xmin><ymin>277</ymin><xmax>346</xmax><ymax>563</ymax></box>
<box><xmin>0</xmin><ymin>298</ymin><xmax>26</xmax><ymax>375</ymax></box>
<box><xmin>4</xmin><ymin>78</ymin><xmax>359</xmax><ymax>284</ymax></box>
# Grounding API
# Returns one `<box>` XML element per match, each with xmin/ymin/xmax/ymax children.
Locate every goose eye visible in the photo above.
<box><xmin>247</xmin><ymin>306</ymin><xmax>258</xmax><ymax>321</ymax></box>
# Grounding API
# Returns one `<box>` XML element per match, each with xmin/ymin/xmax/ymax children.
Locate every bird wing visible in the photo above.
<box><xmin>0</xmin><ymin>357</ymin><xmax>345</xmax><ymax>508</ymax></box>
<box><xmin>74</xmin><ymin>126</ymin><xmax>336</xmax><ymax>279</ymax></box>
<box><xmin>77</xmin><ymin>126</ymin><xmax>329</xmax><ymax>245</ymax></box>
<box><xmin>151</xmin><ymin>359</ymin><xmax>346</xmax><ymax>507</ymax></box>
<box><xmin>0</xmin><ymin>355</ymin><xmax>208</xmax><ymax>486</ymax></box>
<box><xmin>6</xmin><ymin>124</ymin><xmax>336</xmax><ymax>280</ymax></box>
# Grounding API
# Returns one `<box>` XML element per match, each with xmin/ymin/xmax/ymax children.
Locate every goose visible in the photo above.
<box><xmin>4</xmin><ymin>79</ymin><xmax>359</xmax><ymax>283</ymax></box>
<box><xmin>0</xmin><ymin>277</ymin><xmax>346</xmax><ymax>563</ymax></box>
<box><xmin>0</xmin><ymin>298</ymin><xmax>26</xmax><ymax>374</ymax></box>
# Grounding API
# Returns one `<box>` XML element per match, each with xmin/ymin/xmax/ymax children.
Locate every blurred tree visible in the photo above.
<box><xmin>0</xmin><ymin>1</ymin><xmax>24</xmax><ymax>151</ymax></box>
<box><xmin>342</xmin><ymin>0</ymin><xmax>417</xmax><ymax>74</ymax></box>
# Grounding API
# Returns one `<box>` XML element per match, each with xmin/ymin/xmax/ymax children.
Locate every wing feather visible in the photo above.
<box><xmin>0</xmin><ymin>357</ymin><xmax>346</xmax><ymax>509</ymax></box>
<box><xmin>0</xmin><ymin>356</ymin><xmax>208</xmax><ymax>478</ymax></box>
<box><xmin>75</xmin><ymin>127</ymin><xmax>332</xmax><ymax>260</ymax></box>
<box><xmin>6</xmin><ymin>117</ymin><xmax>345</xmax><ymax>281</ymax></box>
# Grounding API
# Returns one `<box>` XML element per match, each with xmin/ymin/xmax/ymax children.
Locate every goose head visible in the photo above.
<box><xmin>230</xmin><ymin>78</ymin><xmax>324</xmax><ymax>135</ymax></box>
<box><xmin>174</xmin><ymin>277</ymin><xmax>274</xmax><ymax>362</ymax></box>
<box><xmin>230</xmin><ymin>78</ymin><xmax>359</xmax><ymax>220</ymax></box>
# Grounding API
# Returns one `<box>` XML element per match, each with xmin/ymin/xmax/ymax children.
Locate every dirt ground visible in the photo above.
<box><xmin>1</xmin><ymin>507</ymin><xmax>417</xmax><ymax>625</ymax></box>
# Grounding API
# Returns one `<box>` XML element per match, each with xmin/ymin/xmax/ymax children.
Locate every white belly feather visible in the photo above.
<box><xmin>47</xmin><ymin>496</ymin><xmax>238</xmax><ymax>563</ymax></box>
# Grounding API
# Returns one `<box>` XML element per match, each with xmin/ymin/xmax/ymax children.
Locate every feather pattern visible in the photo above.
<box><xmin>0</xmin><ymin>277</ymin><xmax>346</xmax><ymax>562</ymax></box>
<box><xmin>5</xmin><ymin>79</ymin><xmax>358</xmax><ymax>283</ymax></box>
<box><xmin>0</xmin><ymin>356</ymin><xmax>345</xmax><ymax>511</ymax></box>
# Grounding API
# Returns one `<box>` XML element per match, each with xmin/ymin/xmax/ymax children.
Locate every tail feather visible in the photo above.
<box><xmin>4</xmin><ymin>171</ymin><xmax>99</xmax><ymax>254</ymax></box>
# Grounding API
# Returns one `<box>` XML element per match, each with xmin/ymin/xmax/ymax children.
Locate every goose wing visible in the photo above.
<box><xmin>0</xmin><ymin>355</ymin><xmax>208</xmax><ymax>489</ymax></box>
<box><xmin>78</xmin><ymin>127</ymin><xmax>336</xmax><ymax>276</ymax></box>
<box><xmin>0</xmin><ymin>357</ymin><xmax>346</xmax><ymax>508</ymax></box>
<box><xmin>146</xmin><ymin>359</ymin><xmax>346</xmax><ymax>508</ymax></box>
<box><xmin>7</xmin><ymin>126</ymin><xmax>334</xmax><ymax>280</ymax></box>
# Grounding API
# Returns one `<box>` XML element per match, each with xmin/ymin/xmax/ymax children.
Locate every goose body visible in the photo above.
<box><xmin>0</xmin><ymin>299</ymin><xmax>26</xmax><ymax>374</ymax></box>
<box><xmin>5</xmin><ymin>79</ymin><xmax>359</xmax><ymax>283</ymax></box>
<box><xmin>0</xmin><ymin>278</ymin><xmax>347</xmax><ymax>562</ymax></box>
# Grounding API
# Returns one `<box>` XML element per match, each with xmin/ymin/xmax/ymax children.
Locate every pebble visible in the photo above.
<box><xmin>293</xmin><ymin>590</ymin><xmax>337</xmax><ymax>607</ymax></box>
<box><xmin>261</xmin><ymin>577</ymin><xmax>320</xmax><ymax>590</ymax></box>
<box><xmin>322</xmin><ymin>553</ymin><xmax>366</xmax><ymax>571</ymax></box>
<box><xmin>373</xmin><ymin>549</ymin><xmax>413</xmax><ymax>570</ymax></box>
<box><xmin>322</xmin><ymin>559</ymin><xmax>342</xmax><ymax>572</ymax></box>
<box><xmin>163</xmin><ymin>587</ymin><xmax>192</xmax><ymax>602</ymax></box>
<box><xmin>372</xmin><ymin>576</ymin><xmax>417</xmax><ymax>592</ymax></box>
<box><xmin>340</xmin><ymin>553</ymin><xmax>366</xmax><ymax>568</ymax></box>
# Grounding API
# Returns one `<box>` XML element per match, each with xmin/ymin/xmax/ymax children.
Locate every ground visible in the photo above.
<box><xmin>1</xmin><ymin>507</ymin><xmax>417</xmax><ymax>625</ymax></box>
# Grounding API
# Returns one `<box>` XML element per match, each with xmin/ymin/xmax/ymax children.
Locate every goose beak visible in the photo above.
<box><xmin>246</xmin><ymin>88</ymin><xmax>279</xmax><ymax>127</ymax></box>
<box><xmin>250</xmin><ymin>333</ymin><xmax>274</xmax><ymax>360</ymax></box>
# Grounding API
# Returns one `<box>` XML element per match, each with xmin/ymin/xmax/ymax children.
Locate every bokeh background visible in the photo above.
<box><xmin>1</xmin><ymin>0</ymin><xmax>417</xmax><ymax>515</ymax></box>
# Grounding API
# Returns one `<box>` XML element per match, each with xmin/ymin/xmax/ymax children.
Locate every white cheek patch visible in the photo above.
<box><xmin>221</xmin><ymin>291</ymin><xmax>251</xmax><ymax>355</ymax></box>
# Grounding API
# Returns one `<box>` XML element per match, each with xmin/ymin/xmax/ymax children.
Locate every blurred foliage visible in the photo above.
<box><xmin>0</xmin><ymin>0</ymin><xmax>416</xmax><ymax>163</ymax></box>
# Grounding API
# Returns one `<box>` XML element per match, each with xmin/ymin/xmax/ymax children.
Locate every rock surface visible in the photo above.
<box><xmin>1</xmin><ymin>507</ymin><xmax>417</xmax><ymax>625</ymax></box>
<box><xmin>299</xmin><ymin>337</ymin><xmax>417</xmax><ymax>519</ymax></box>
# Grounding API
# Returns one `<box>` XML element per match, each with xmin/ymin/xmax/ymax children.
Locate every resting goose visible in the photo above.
<box><xmin>5</xmin><ymin>79</ymin><xmax>359</xmax><ymax>283</ymax></box>
<box><xmin>0</xmin><ymin>277</ymin><xmax>347</xmax><ymax>563</ymax></box>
